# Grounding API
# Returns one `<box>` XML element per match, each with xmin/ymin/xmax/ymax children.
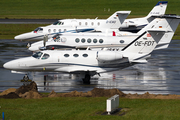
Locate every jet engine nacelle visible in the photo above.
<box><xmin>120</xmin><ymin>22</ymin><xmax>130</xmax><ymax>28</ymax></box>
<box><xmin>96</xmin><ymin>51</ymin><xmax>123</xmax><ymax>62</ymax></box>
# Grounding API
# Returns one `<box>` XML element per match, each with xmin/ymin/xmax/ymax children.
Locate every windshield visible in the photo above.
<box><xmin>34</xmin><ymin>27</ymin><xmax>43</xmax><ymax>33</ymax></box>
<box><xmin>53</xmin><ymin>34</ymin><xmax>60</xmax><ymax>42</ymax></box>
<box><xmin>53</xmin><ymin>21</ymin><xmax>64</xmax><ymax>25</ymax></box>
<box><xmin>32</xmin><ymin>52</ymin><xmax>43</xmax><ymax>59</ymax></box>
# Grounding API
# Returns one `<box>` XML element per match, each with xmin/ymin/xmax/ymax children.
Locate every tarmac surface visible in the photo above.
<box><xmin>0</xmin><ymin>39</ymin><xmax>180</xmax><ymax>95</ymax></box>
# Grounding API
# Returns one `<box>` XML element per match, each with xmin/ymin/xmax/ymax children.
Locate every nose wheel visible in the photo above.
<box><xmin>82</xmin><ymin>74</ymin><xmax>90</xmax><ymax>84</ymax></box>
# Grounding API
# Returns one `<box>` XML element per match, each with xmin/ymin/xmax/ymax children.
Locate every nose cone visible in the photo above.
<box><xmin>14</xmin><ymin>32</ymin><xmax>34</xmax><ymax>40</ymax></box>
<box><xmin>3</xmin><ymin>61</ymin><xmax>17</xmax><ymax>70</ymax></box>
<box><xmin>28</xmin><ymin>40</ymin><xmax>43</xmax><ymax>51</ymax></box>
<box><xmin>28</xmin><ymin>46</ymin><xmax>40</xmax><ymax>51</ymax></box>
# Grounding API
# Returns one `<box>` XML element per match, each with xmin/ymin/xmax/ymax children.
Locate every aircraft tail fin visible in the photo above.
<box><xmin>146</xmin><ymin>1</ymin><xmax>168</xmax><ymax>18</ymax></box>
<box><xmin>121</xmin><ymin>16</ymin><xmax>180</xmax><ymax>62</ymax></box>
<box><xmin>98</xmin><ymin>11</ymin><xmax>131</xmax><ymax>31</ymax></box>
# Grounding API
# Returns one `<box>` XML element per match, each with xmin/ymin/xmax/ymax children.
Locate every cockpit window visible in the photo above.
<box><xmin>34</xmin><ymin>27</ymin><xmax>43</xmax><ymax>33</ymax></box>
<box><xmin>53</xmin><ymin>34</ymin><xmax>60</xmax><ymax>42</ymax></box>
<box><xmin>53</xmin><ymin>21</ymin><xmax>64</xmax><ymax>25</ymax></box>
<box><xmin>41</xmin><ymin>53</ymin><xmax>50</xmax><ymax>60</ymax></box>
<box><xmin>32</xmin><ymin>52</ymin><xmax>43</xmax><ymax>59</ymax></box>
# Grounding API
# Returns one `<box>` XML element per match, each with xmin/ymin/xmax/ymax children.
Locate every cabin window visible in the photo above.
<box><xmin>81</xmin><ymin>38</ymin><xmax>85</xmax><ymax>43</ymax></box>
<box><xmin>91</xmin><ymin>22</ymin><xmax>94</xmax><ymax>26</ymax></box>
<box><xmin>99</xmin><ymin>39</ymin><xmax>103</xmax><ymax>43</ymax></box>
<box><xmin>120</xmin><ymin>40</ymin><xmax>124</xmax><ymax>43</ymax></box>
<box><xmin>87</xmin><ymin>38</ymin><xmax>91</xmax><ymax>43</ymax></box>
<box><xmin>41</xmin><ymin>53</ymin><xmax>50</xmax><ymax>60</ymax></box>
<box><xmin>64</xmin><ymin>54</ymin><xmax>69</xmax><ymax>57</ymax></box>
<box><xmin>32</xmin><ymin>52</ymin><xmax>43</xmax><ymax>59</ymax></box>
<box><xmin>73</xmin><ymin>54</ymin><xmax>79</xmax><ymax>57</ymax></box>
<box><xmin>64</xmin><ymin>29</ymin><xmax>66</xmax><ymax>32</ymax></box>
<box><xmin>75</xmin><ymin>38</ymin><xmax>80</xmax><ymax>43</ymax></box>
<box><xmin>93</xmin><ymin>39</ymin><xmax>97</xmax><ymax>43</ymax></box>
<box><xmin>53</xmin><ymin>29</ymin><xmax>56</xmax><ymax>33</ymax></box>
<box><xmin>83</xmin><ymin>54</ymin><xmax>88</xmax><ymax>57</ymax></box>
<box><xmin>98</xmin><ymin>22</ymin><xmax>100</xmax><ymax>26</ymax></box>
<box><xmin>79</xmin><ymin>22</ymin><xmax>81</xmax><ymax>26</ymax></box>
<box><xmin>85</xmin><ymin>22</ymin><xmax>88</xmax><ymax>25</ymax></box>
<box><xmin>59</xmin><ymin>29</ymin><xmax>61</xmax><ymax>32</ymax></box>
<box><xmin>48</xmin><ymin>29</ymin><xmax>51</xmax><ymax>33</ymax></box>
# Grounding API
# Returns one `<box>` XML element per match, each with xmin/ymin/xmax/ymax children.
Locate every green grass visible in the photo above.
<box><xmin>0</xmin><ymin>0</ymin><xmax>180</xmax><ymax>19</ymax></box>
<box><xmin>1</xmin><ymin>97</ymin><xmax>180</xmax><ymax>120</ymax></box>
<box><xmin>0</xmin><ymin>24</ymin><xmax>48</xmax><ymax>39</ymax></box>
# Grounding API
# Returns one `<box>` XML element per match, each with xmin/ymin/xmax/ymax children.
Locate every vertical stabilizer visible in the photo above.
<box><xmin>98</xmin><ymin>11</ymin><xmax>131</xmax><ymax>31</ymax></box>
<box><xmin>121</xmin><ymin>16</ymin><xmax>180</xmax><ymax>62</ymax></box>
<box><xmin>146</xmin><ymin>1</ymin><xmax>168</xmax><ymax>18</ymax></box>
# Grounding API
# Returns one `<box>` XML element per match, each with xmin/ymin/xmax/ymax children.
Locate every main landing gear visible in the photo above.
<box><xmin>82</xmin><ymin>74</ymin><xmax>91</xmax><ymax>84</ymax></box>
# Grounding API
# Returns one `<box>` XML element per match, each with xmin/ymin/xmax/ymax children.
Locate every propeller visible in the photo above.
<box><xmin>43</xmin><ymin>34</ymin><xmax>48</xmax><ymax>47</ymax></box>
<box><xmin>40</xmin><ymin>34</ymin><xmax>48</xmax><ymax>50</ymax></box>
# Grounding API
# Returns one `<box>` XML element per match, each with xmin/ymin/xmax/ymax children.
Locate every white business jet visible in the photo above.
<box><xmin>4</xmin><ymin>16</ymin><xmax>180</xmax><ymax>84</ymax></box>
<box><xmin>14</xmin><ymin>1</ymin><xmax>167</xmax><ymax>41</ymax></box>
<box><xmin>14</xmin><ymin>11</ymin><xmax>130</xmax><ymax>41</ymax></box>
<box><xmin>28</xmin><ymin>15</ymin><xmax>177</xmax><ymax>51</ymax></box>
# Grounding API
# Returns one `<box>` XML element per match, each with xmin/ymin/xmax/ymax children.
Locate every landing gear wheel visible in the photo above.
<box><xmin>83</xmin><ymin>74</ymin><xmax>90</xmax><ymax>84</ymax></box>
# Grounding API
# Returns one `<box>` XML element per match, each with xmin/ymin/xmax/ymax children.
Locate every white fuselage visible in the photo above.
<box><xmin>3</xmin><ymin>50</ymin><xmax>130</xmax><ymax>75</ymax></box>
<box><xmin>28</xmin><ymin>32</ymin><xmax>137</xmax><ymax>51</ymax></box>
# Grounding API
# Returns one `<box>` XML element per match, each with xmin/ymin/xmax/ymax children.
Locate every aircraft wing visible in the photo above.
<box><xmin>76</xmin><ymin>44</ymin><xmax>127</xmax><ymax>49</ymax></box>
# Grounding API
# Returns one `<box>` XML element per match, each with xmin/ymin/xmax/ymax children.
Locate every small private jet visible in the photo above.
<box><xmin>4</xmin><ymin>16</ymin><xmax>180</xmax><ymax>84</ymax></box>
<box><xmin>14</xmin><ymin>1</ymin><xmax>167</xmax><ymax>41</ymax></box>
<box><xmin>14</xmin><ymin>11</ymin><xmax>130</xmax><ymax>41</ymax></box>
<box><xmin>28</xmin><ymin>15</ymin><xmax>178</xmax><ymax>51</ymax></box>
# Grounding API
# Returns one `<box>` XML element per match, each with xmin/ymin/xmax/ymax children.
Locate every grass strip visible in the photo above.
<box><xmin>0</xmin><ymin>97</ymin><xmax>180</xmax><ymax>120</ymax></box>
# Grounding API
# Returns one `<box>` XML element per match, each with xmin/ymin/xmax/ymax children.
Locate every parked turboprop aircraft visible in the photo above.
<box><xmin>14</xmin><ymin>1</ymin><xmax>167</xmax><ymax>41</ymax></box>
<box><xmin>4</xmin><ymin>16</ymin><xmax>180</xmax><ymax>84</ymax></box>
<box><xmin>28</xmin><ymin>15</ymin><xmax>178</xmax><ymax>51</ymax></box>
<box><xmin>14</xmin><ymin>11</ymin><xmax>130</xmax><ymax>41</ymax></box>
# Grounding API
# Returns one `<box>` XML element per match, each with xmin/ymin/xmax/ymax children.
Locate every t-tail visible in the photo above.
<box><xmin>137</xmin><ymin>15</ymin><xmax>180</xmax><ymax>50</ymax></box>
<box><xmin>121</xmin><ymin>16</ymin><xmax>180</xmax><ymax>63</ymax></box>
<box><xmin>146</xmin><ymin>1</ymin><xmax>168</xmax><ymax>18</ymax></box>
<box><xmin>97</xmin><ymin>11</ymin><xmax>131</xmax><ymax>31</ymax></box>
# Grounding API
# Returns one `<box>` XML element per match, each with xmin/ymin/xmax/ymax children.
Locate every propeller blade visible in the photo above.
<box><xmin>43</xmin><ymin>34</ymin><xmax>48</xmax><ymax>47</ymax></box>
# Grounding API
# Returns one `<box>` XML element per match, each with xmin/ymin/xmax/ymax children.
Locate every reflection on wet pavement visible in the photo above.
<box><xmin>0</xmin><ymin>39</ymin><xmax>180</xmax><ymax>94</ymax></box>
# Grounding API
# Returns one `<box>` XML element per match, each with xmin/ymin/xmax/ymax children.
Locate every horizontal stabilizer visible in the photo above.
<box><xmin>147</xmin><ymin>28</ymin><xmax>170</xmax><ymax>32</ymax></box>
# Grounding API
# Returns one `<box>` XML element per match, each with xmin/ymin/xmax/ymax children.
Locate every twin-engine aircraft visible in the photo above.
<box><xmin>28</xmin><ymin>15</ymin><xmax>177</xmax><ymax>51</ymax></box>
<box><xmin>4</xmin><ymin>16</ymin><xmax>180</xmax><ymax>84</ymax></box>
<box><xmin>14</xmin><ymin>1</ymin><xmax>167</xmax><ymax>41</ymax></box>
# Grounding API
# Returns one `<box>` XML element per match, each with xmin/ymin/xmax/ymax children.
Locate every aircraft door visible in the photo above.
<box><xmin>71</xmin><ymin>20</ymin><xmax>78</xmax><ymax>28</ymax></box>
<box><xmin>52</xmin><ymin>53</ymin><xmax>61</xmax><ymax>63</ymax></box>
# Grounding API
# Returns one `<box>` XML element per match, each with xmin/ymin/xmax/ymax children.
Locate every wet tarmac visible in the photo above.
<box><xmin>0</xmin><ymin>39</ymin><xmax>180</xmax><ymax>94</ymax></box>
